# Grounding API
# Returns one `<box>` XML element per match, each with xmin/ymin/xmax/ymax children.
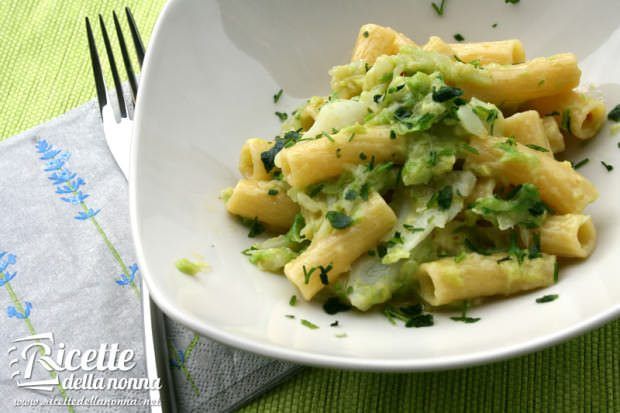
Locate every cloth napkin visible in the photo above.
<box><xmin>0</xmin><ymin>101</ymin><xmax>299</xmax><ymax>413</ymax></box>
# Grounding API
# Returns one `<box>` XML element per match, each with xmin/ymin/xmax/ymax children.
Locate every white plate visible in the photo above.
<box><xmin>131</xmin><ymin>0</ymin><xmax>620</xmax><ymax>371</ymax></box>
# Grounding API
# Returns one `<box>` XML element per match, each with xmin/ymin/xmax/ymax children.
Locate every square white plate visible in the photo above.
<box><xmin>131</xmin><ymin>0</ymin><xmax>620</xmax><ymax>371</ymax></box>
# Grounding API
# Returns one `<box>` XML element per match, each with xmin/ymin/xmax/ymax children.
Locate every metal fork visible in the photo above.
<box><xmin>86</xmin><ymin>9</ymin><xmax>175</xmax><ymax>412</ymax></box>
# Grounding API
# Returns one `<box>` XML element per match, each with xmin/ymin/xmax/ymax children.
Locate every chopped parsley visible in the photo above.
<box><xmin>505</xmin><ymin>0</ymin><xmax>520</xmax><ymax>3</ymax></box>
<box><xmin>560</xmin><ymin>109</ymin><xmax>571</xmax><ymax>131</ymax></box>
<box><xmin>321</xmin><ymin>131</ymin><xmax>335</xmax><ymax>142</ymax></box>
<box><xmin>359</xmin><ymin>152</ymin><xmax>368</xmax><ymax>160</ymax></box>
<box><xmin>492</xmin><ymin>22</ymin><xmax>498</xmax><ymax>28</ymax></box>
<box><xmin>335</xmin><ymin>333</ymin><xmax>347</xmax><ymax>338</ymax></box>
<box><xmin>273</xmin><ymin>88</ymin><xmax>283</xmax><ymax>103</ymax></box>
<box><xmin>300</xmin><ymin>319</ymin><xmax>319</xmax><ymax>329</ymax></box>
<box><xmin>289</xmin><ymin>295</ymin><xmax>297</xmax><ymax>306</ymax></box>
<box><xmin>323</xmin><ymin>297</ymin><xmax>352</xmax><ymax>315</ymax></box>
<box><xmin>383</xmin><ymin>304</ymin><xmax>434</xmax><ymax>328</ymax></box>
<box><xmin>601</xmin><ymin>161</ymin><xmax>614</xmax><ymax>172</ymax></box>
<box><xmin>536</xmin><ymin>294</ymin><xmax>559</xmax><ymax>303</ymax></box>
<box><xmin>462</xmin><ymin>143</ymin><xmax>479</xmax><ymax>154</ymax></box>
<box><xmin>526</xmin><ymin>144</ymin><xmax>549</xmax><ymax>152</ymax></box>
<box><xmin>553</xmin><ymin>261</ymin><xmax>559</xmax><ymax>283</ymax></box>
<box><xmin>437</xmin><ymin>186</ymin><xmax>453</xmax><ymax>210</ymax></box>
<box><xmin>431</xmin><ymin>0</ymin><xmax>446</xmax><ymax>16</ymax></box>
<box><xmin>307</xmin><ymin>183</ymin><xmax>324</xmax><ymax>198</ymax></box>
<box><xmin>326</xmin><ymin>211</ymin><xmax>353</xmax><ymax>229</ymax></box>
<box><xmin>348</xmin><ymin>132</ymin><xmax>356</xmax><ymax>142</ymax></box>
<box><xmin>336</xmin><ymin>147</ymin><xmax>342</xmax><ymax>158</ymax></box>
<box><xmin>608</xmin><ymin>104</ymin><xmax>620</xmax><ymax>122</ymax></box>
<box><xmin>318</xmin><ymin>264</ymin><xmax>333</xmax><ymax>285</ymax></box>
<box><xmin>344</xmin><ymin>189</ymin><xmax>358</xmax><ymax>201</ymax></box>
<box><xmin>245</xmin><ymin>217</ymin><xmax>264</xmax><ymax>238</ymax></box>
<box><xmin>267</xmin><ymin>188</ymin><xmax>279</xmax><ymax>196</ymax></box>
<box><xmin>432</xmin><ymin>86</ymin><xmax>464</xmax><ymax>102</ymax></box>
<box><xmin>330</xmin><ymin>320</ymin><xmax>339</xmax><ymax>327</ymax></box>
<box><xmin>390</xmin><ymin>130</ymin><xmax>397</xmax><ymax>139</ymax></box>
<box><xmin>450</xmin><ymin>300</ymin><xmax>481</xmax><ymax>323</ymax></box>
<box><xmin>538</xmin><ymin>79</ymin><xmax>545</xmax><ymax>86</ymax></box>
<box><xmin>453</xmin><ymin>33</ymin><xmax>465</xmax><ymax>42</ymax></box>
<box><xmin>359</xmin><ymin>183</ymin><xmax>370</xmax><ymax>200</ymax></box>
<box><xmin>260</xmin><ymin>130</ymin><xmax>302</xmax><ymax>172</ymax></box>
<box><xmin>275</xmin><ymin>111</ymin><xmax>288</xmax><ymax>122</ymax></box>
<box><xmin>373</xmin><ymin>94</ymin><xmax>383</xmax><ymax>103</ymax></box>
<box><xmin>363</xmin><ymin>30</ymin><xmax>369</xmax><ymax>38</ymax></box>
<box><xmin>303</xmin><ymin>265</ymin><xmax>317</xmax><ymax>284</ymax></box>
<box><xmin>285</xmin><ymin>314</ymin><xmax>295</xmax><ymax>319</ymax></box>
<box><xmin>403</xmin><ymin>224</ymin><xmax>424</xmax><ymax>233</ymax></box>
<box><xmin>572</xmin><ymin>158</ymin><xmax>589</xmax><ymax>169</ymax></box>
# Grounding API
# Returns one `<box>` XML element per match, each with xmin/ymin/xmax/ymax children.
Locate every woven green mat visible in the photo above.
<box><xmin>1</xmin><ymin>1</ymin><xmax>618</xmax><ymax>412</ymax></box>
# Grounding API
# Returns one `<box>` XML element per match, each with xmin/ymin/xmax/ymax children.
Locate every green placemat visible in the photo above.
<box><xmin>1</xmin><ymin>1</ymin><xmax>618</xmax><ymax>412</ymax></box>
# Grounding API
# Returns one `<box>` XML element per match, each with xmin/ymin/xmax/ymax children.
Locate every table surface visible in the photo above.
<box><xmin>1</xmin><ymin>1</ymin><xmax>618</xmax><ymax>412</ymax></box>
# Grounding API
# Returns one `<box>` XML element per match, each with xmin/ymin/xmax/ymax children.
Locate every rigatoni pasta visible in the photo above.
<box><xmin>222</xmin><ymin>23</ymin><xmax>604</xmax><ymax>319</ymax></box>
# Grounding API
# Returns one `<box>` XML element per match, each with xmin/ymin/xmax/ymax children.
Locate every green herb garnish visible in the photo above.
<box><xmin>450</xmin><ymin>300</ymin><xmax>481</xmax><ymax>323</ymax></box>
<box><xmin>437</xmin><ymin>186</ymin><xmax>453</xmax><ymax>210</ymax></box>
<box><xmin>246</xmin><ymin>217</ymin><xmax>264</xmax><ymax>238</ymax></box>
<box><xmin>608</xmin><ymin>104</ymin><xmax>620</xmax><ymax>121</ymax></box>
<box><xmin>432</xmin><ymin>86</ymin><xmax>464</xmax><ymax>102</ymax></box>
<box><xmin>301</xmin><ymin>319</ymin><xmax>319</xmax><ymax>329</ymax></box>
<box><xmin>526</xmin><ymin>144</ymin><xmax>549</xmax><ymax>152</ymax></box>
<box><xmin>492</xmin><ymin>22</ymin><xmax>498</xmax><ymax>28</ymax></box>
<box><xmin>453</xmin><ymin>33</ymin><xmax>465</xmax><ymax>42</ymax></box>
<box><xmin>273</xmin><ymin>89</ymin><xmax>283</xmax><ymax>103</ymax></box>
<box><xmin>289</xmin><ymin>295</ymin><xmax>297</xmax><ymax>306</ymax></box>
<box><xmin>572</xmin><ymin>158</ymin><xmax>589</xmax><ymax>169</ymax></box>
<box><xmin>326</xmin><ymin>211</ymin><xmax>353</xmax><ymax>229</ymax></box>
<box><xmin>330</xmin><ymin>320</ymin><xmax>339</xmax><ymax>327</ymax></box>
<box><xmin>505</xmin><ymin>0</ymin><xmax>520</xmax><ymax>4</ymax></box>
<box><xmin>323</xmin><ymin>297</ymin><xmax>352</xmax><ymax>315</ymax></box>
<box><xmin>344</xmin><ymin>189</ymin><xmax>358</xmax><ymax>201</ymax></box>
<box><xmin>303</xmin><ymin>265</ymin><xmax>317</xmax><ymax>284</ymax></box>
<box><xmin>285</xmin><ymin>314</ymin><xmax>295</xmax><ymax>319</ymax></box>
<box><xmin>363</xmin><ymin>30</ymin><xmax>369</xmax><ymax>38</ymax></box>
<box><xmin>601</xmin><ymin>161</ymin><xmax>614</xmax><ymax>172</ymax></box>
<box><xmin>275</xmin><ymin>111</ymin><xmax>288</xmax><ymax>122</ymax></box>
<box><xmin>318</xmin><ymin>264</ymin><xmax>333</xmax><ymax>285</ymax></box>
<box><xmin>536</xmin><ymin>294</ymin><xmax>559</xmax><ymax>303</ymax></box>
<box><xmin>268</xmin><ymin>188</ymin><xmax>279</xmax><ymax>196</ymax></box>
<box><xmin>553</xmin><ymin>261</ymin><xmax>559</xmax><ymax>283</ymax></box>
<box><xmin>431</xmin><ymin>0</ymin><xmax>446</xmax><ymax>16</ymax></box>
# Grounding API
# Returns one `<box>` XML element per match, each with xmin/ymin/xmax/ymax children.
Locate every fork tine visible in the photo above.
<box><xmin>99</xmin><ymin>14</ymin><xmax>127</xmax><ymax>118</ymax></box>
<box><xmin>113</xmin><ymin>11</ymin><xmax>138</xmax><ymax>99</ymax></box>
<box><xmin>86</xmin><ymin>17</ymin><xmax>107</xmax><ymax>113</ymax></box>
<box><xmin>125</xmin><ymin>7</ymin><xmax>146</xmax><ymax>69</ymax></box>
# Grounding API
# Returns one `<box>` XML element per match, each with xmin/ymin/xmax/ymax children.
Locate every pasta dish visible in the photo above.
<box><xmin>222</xmin><ymin>24</ymin><xmax>603</xmax><ymax>315</ymax></box>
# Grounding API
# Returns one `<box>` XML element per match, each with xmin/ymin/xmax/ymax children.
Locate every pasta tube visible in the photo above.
<box><xmin>466</xmin><ymin>135</ymin><xmax>598</xmax><ymax>214</ymax></box>
<box><xmin>422</xmin><ymin>36</ymin><xmax>454</xmax><ymax>56</ymax></box>
<box><xmin>284</xmin><ymin>192</ymin><xmax>397</xmax><ymax>300</ymax></box>
<box><xmin>275</xmin><ymin>126</ymin><xmax>407</xmax><ymax>189</ymax></box>
<box><xmin>239</xmin><ymin>138</ymin><xmax>273</xmax><ymax>180</ymax></box>
<box><xmin>524</xmin><ymin>91</ymin><xmax>606</xmax><ymax>139</ymax></box>
<box><xmin>501</xmin><ymin>111</ymin><xmax>552</xmax><ymax>155</ymax></box>
<box><xmin>351</xmin><ymin>23</ymin><xmax>417</xmax><ymax>64</ymax></box>
<box><xmin>542</xmin><ymin>116</ymin><xmax>565</xmax><ymax>153</ymax></box>
<box><xmin>226</xmin><ymin>179</ymin><xmax>299</xmax><ymax>232</ymax></box>
<box><xmin>540</xmin><ymin>214</ymin><xmax>596</xmax><ymax>258</ymax></box>
<box><xmin>417</xmin><ymin>253</ymin><xmax>556</xmax><ymax>306</ymax></box>
<box><xmin>449</xmin><ymin>39</ymin><xmax>526</xmax><ymax>65</ymax></box>
<box><xmin>457</xmin><ymin>53</ymin><xmax>581</xmax><ymax>106</ymax></box>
